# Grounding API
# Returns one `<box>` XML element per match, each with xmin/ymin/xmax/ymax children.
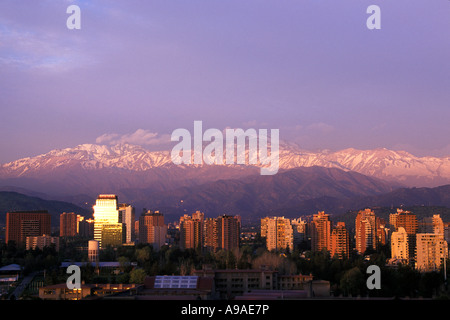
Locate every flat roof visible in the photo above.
<box><xmin>60</xmin><ymin>262</ymin><xmax>123</xmax><ymax>268</ymax></box>
<box><xmin>0</xmin><ymin>264</ymin><xmax>22</xmax><ymax>272</ymax></box>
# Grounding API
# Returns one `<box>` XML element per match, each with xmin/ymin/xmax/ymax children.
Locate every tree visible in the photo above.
<box><xmin>118</xmin><ymin>256</ymin><xmax>131</xmax><ymax>273</ymax></box>
<box><xmin>340</xmin><ymin>267</ymin><xmax>364</xmax><ymax>297</ymax></box>
<box><xmin>130</xmin><ymin>268</ymin><xmax>147</xmax><ymax>284</ymax></box>
<box><xmin>136</xmin><ymin>246</ymin><xmax>151</xmax><ymax>265</ymax></box>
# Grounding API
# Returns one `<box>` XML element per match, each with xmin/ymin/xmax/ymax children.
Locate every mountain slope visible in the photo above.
<box><xmin>131</xmin><ymin>166</ymin><xmax>397</xmax><ymax>219</ymax></box>
<box><xmin>0</xmin><ymin>191</ymin><xmax>90</xmax><ymax>226</ymax></box>
<box><xmin>276</xmin><ymin>184</ymin><xmax>450</xmax><ymax>220</ymax></box>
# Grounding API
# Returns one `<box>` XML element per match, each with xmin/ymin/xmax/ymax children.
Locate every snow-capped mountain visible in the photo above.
<box><xmin>1</xmin><ymin>143</ymin><xmax>450</xmax><ymax>191</ymax></box>
<box><xmin>0</xmin><ymin>144</ymin><xmax>172</xmax><ymax>174</ymax></box>
<box><xmin>277</xmin><ymin>146</ymin><xmax>450</xmax><ymax>187</ymax></box>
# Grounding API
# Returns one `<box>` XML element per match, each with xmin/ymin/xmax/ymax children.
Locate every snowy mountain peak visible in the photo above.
<box><xmin>2</xmin><ymin>143</ymin><xmax>450</xmax><ymax>187</ymax></box>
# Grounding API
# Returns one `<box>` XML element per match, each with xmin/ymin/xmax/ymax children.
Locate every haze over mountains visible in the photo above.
<box><xmin>1</xmin><ymin>142</ymin><xmax>450</xmax><ymax>220</ymax></box>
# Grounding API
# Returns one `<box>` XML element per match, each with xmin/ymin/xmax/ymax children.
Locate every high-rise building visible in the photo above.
<box><xmin>415</xmin><ymin>233</ymin><xmax>448</xmax><ymax>272</ymax></box>
<box><xmin>119</xmin><ymin>203</ymin><xmax>135</xmax><ymax>244</ymax></box>
<box><xmin>6</xmin><ymin>211</ymin><xmax>51</xmax><ymax>246</ymax></box>
<box><xmin>310</xmin><ymin>211</ymin><xmax>331</xmax><ymax>252</ymax></box>
<box><xmin>260</xmin><ymin>217</ymin><xmax>270</xmax><ymax>239</ymax></box>
<box><xmin>420</xmin><ymin>214</ymin><xmax>444</xmax><ymax>235</ymax></box>
<box><xmin>291</xmin><ymin>218</ymin><xmax>307</xmax><ymax>247</ymax></box>
<box><xmin>180</xmin><ymin>211</ymin><xmax>204</xmax><ymax>250</ymax></box>
<box><xmin>355</xmin><ymin>208</ymin><xmax>377</xmax><ymax>255</ymax></box>
<box><xmin>204</xmin><ymin>215</ymin><xmax>240</xmax><ymax>251</ymax></box>
<box><xmin>330</xmin><ymin>222</ymin><xmax>349</xmax><ymax>259</ymax></box>
<box><xmin>445</xmin><ymin>222</ymin><xmax>450</xmax><ymax>245</ymax></box>
<box><xmin>101</xmin><ymin>223</ymin><xmax>126</xmax><ymax>247</ymax></box>
<box><xmin>376</xmin><ymin>218</ymin><xmax>389</xmax><ymax>247</ymax></box>
<box><xmin>60</xmin><ymin>212</ymin><xmax>83</xmax><ymax>237</ymax></box>
<box><xmin>139</xmin><ymin>210</ymin><xmax>167</xmax><ymax>250</ymax></box>
<box><xmin>79</xmin><ymin>218</ymin><xmax>94</xmax><ymax>239</ymax></box>
<box><xmin>389</xmin><ymin>209</ymin><xmax>401</xmax><ymax>230</ymax></box>
<box><xmin>395</xmin><ymin>210</ymin><xmax>418</xmax><ymax>261</ymax></box>
<box><xmin>263</xmin><ymin>217</ymin><xmax>294</xmax><ymax>252</ymax></box>
<box><xmin>217</xmin><ymin>215</ymin><xmax>240</xmax><ymax>251</ymax></box>
<box><xmin>204</xmin><ymin>217</ymin><xmax>219</xmax><ymax>251</ymax></box>
<box><xmin>93</xmin><ymin>194</ymin><xmax>124</xmax><ymax>248</ymax></box>
<box><xmin>391</xmin><ymin>227</ymin><xmax>409</xmax><ymax>261</ymax></box>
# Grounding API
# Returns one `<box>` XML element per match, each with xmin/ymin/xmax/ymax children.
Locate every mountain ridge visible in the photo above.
<box><xmin>0</xmin><ymin>191</ymin><xmax>90</xmax><ymax>226</ymax></box>
<box><xmin>2</xmin><ymin>143</ymin><xmax>450</xmax><ymax>188</ymax></box>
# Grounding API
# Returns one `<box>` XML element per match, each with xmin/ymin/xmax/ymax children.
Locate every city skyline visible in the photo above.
<box><xmin>1</xmin><ymin>1</ymin><xmax>450</xmax><ymax>164</ymax></box>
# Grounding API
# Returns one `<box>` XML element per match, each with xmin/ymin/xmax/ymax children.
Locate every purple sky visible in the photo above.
<box><xmin>1</xmin><ymin>0</ymin><xmax>450</xmax><ymax>163</ymax></box>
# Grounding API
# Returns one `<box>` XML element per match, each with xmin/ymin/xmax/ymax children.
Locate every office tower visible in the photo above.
<box><xmin>391</xmin><ymin>227</ymin><xmax>409</xmax><ymax>260</ymax></box>
<box><xmin>355</xmin><ymin>208</ymin><xmax>377</xmax><ymax>255</ymax></box>
<box><xmin>330</xmin><ymin>222</ymin><xmax>350</xmax><ymax>259</ymax></box>
<box><xmin>264</xmin><ymin>217</ymin><xmax>294</xmax><ymax>252</ymax></box>
<box><xmin>93</xmin><ymin>194</ymin><xmax>122</xmax><ymax>248</ymax></box>
<box><xmin>101</xmin><ymin>223</ymin><xmax>125</xmax><ymax>247</ymax></box>
<box><xmin>310</xmin><ymin>211</ymin><xmax>331</xmax><ymax>252</ymax></box>
<box><xmin>60</xmin><ymin>212</ymin><xmax>82</xmax><ymax>237</ymax></box>
<box><xmin>119</xmin><ymin>203</ymin><xmax>135</xmax><ymax>244</ymax></box>
<box><xmin>395</xmin><ymin>210</ymin><xmax>418</xmax><ymax>261</ymax></box>
<box><xmin>26</xmin><ymin>235</ymin><xmax>60</xmax><ymax>252</ymax></box>
<box><xmin>6</xmin><ymin>211</ymin><xmax>51</xmax><ymax>246</ymax></box>
<box><xmin>139</xmin><ymin>210</ymin><xmax>167</xmax><ymax>250</ymax></box>
<box><xmin>79</xmin><ymin>218</ymin><xmax>95</xmax><ymax>238</ymax></box>
<box><xmin>180</xmin><ymin>211</ymin><xmax>204</xmax><ymax>250</ymax></box>
<box><xmin>88</xmin><ymin>240</ymin><xmax>100</xmax><ymax>263</ymax></box>
<box><xmin>415</xmin><ymin>233</ymin><xmax>448</xmax><ymax>272</ymax></box>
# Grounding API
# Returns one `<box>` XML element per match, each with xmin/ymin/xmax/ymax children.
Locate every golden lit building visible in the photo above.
<box><xmin>260</xmin><ymin>217</ymin><xmax>270</xmax><ymax>238</ymax></box>
<box><xmin>218</xmin><ymin>215</ymin><xmax>240</xmax><ymax>251</ymax></box>
<box><xmin>6</xmin><ymin>211</ymin><xmax>51</xmax><ymax>246</ymax></box>
<box><xmin>204</xmin><ymin>215</ymin><xmax>240</xmax><ymax>251</ymax></box>
<box><xmin>330</xmin><ymin>222</ymin><xmax>349</xmax><ymax>259</ymax></box>
<box><xmin>355</xmin><ymin>208</ymin><xmax>377</xmax><ymax>255</ymax></box>
<box><xmin>204</xmin><ymin>217</ymin><xmax>218</xmax><ymax>250</ymax></box>
<box><xmin>396</xmin><ymin>210</ymin><xmax>418</xmax><ymax>260</ymax></box>
<box><xmin>391</xmin><ymin>227</ymin><xmax>409</xmax><ymax>261</ymax></box>
<box><xmin>420</xmin><ymin>214</ymin><xmax>444</xmax><ymax>235</ymax></box>
<box><xmin>263</xmin><ymin>217</ymin><xmax>294</xmax><ymax>252</ymax></box>
<box><xmin>26</xmin><ymin>235</ymin><xmax>60</xmax><ymax>252</ymax></box>
<box><xmin>310</xmin><ymin>211</ymin><xmax>331</xmax><ymax>252</ymax></box>
<box><xmin>415</xmin><ymin>233</ymin><xmax>448</xmax><ymax>272</ymax></box>
<box><xmin>93</xmin><ymin>195</ymin><xmax>120</xmax><ymax>248</ymax></box>
<box><xmin>180</xmin><ymin>211</ymin><xmax>204</xmax><ymax>250</ymax></box>
<box><xmin>101</xmin><ymin>223</ymin><xmax>125</xmax><ymax>247</ymax></box>
<box><xmin>139</xmin><ymin>210</ymin><xmax>167</xmax><ymax>250</ymax></box>
<box><xmin>118</xmin><ymin>203</ymin><xmax>135</xmax><ymax>244</ymax></box>
<box><xmin>60</xmin><ymin>212</ymin><xmax>83</xmax><ymax>237</ymax></box>
<box><xmin>88</xmin><ymin>240</ymin><xmax>99</xmax><ymax>263</ymax></box>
